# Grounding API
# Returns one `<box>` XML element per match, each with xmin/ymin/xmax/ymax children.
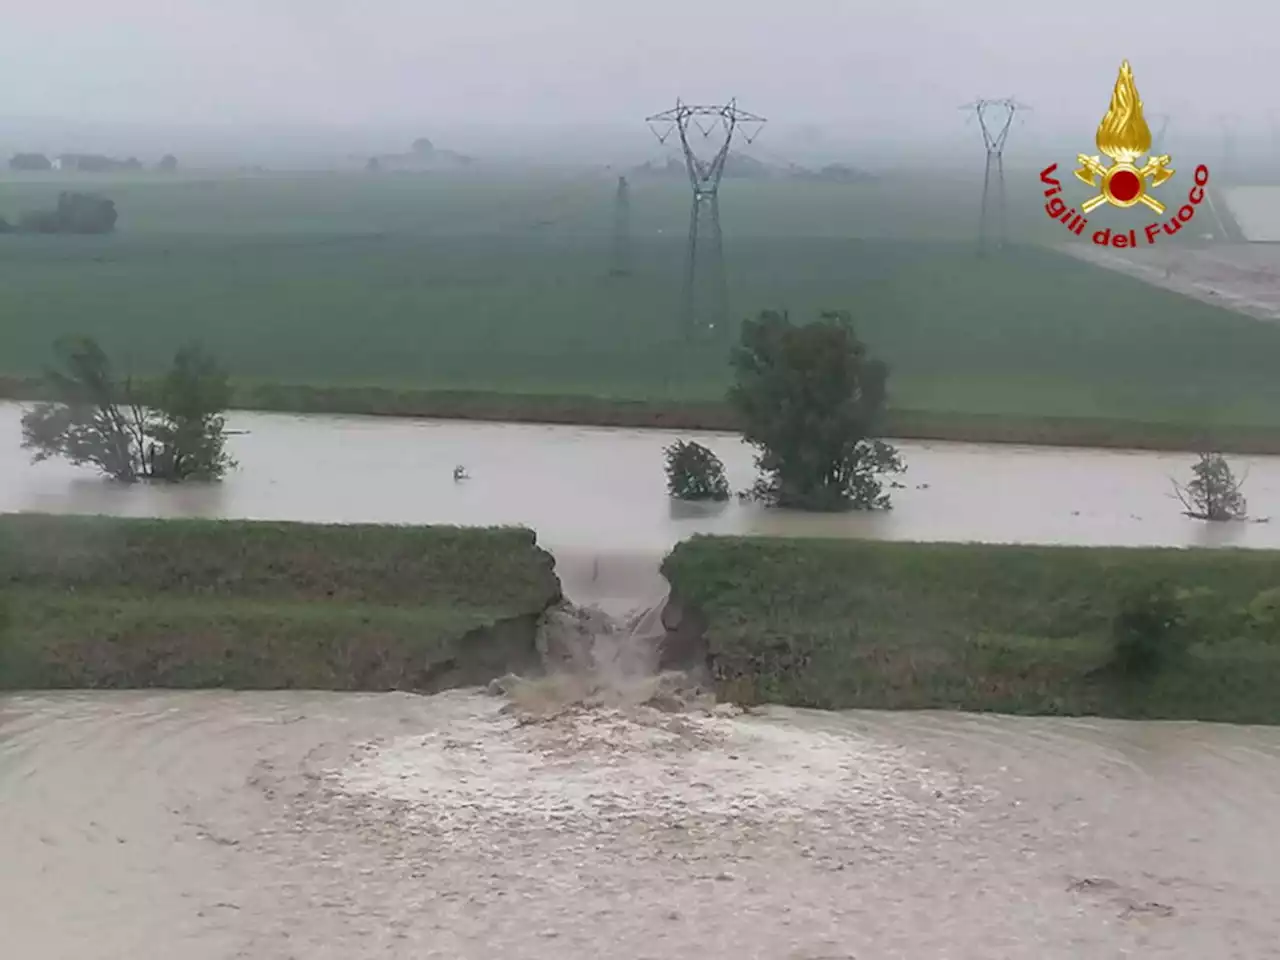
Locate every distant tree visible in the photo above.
<box><xmin>729</xmin><ymin>309</ymin><xmax>905</xmax><ymax>511</ymax></box>
<box><xmin>664</xmin><ymin>440</ymin><xmax>730</xmax><ymax>501</ymax></box>
<box><xmin>65</xmin><ymin>154</ymin><xmax>117</xmax><ymax>172</ymax></box>
<box><xmin>123</xmin><ymin>156</ymin><xmax>143</xmax><ymax>169</ymax></box>
<box><xmin>157</xmin><ymin>154</ymin><xmax>178</xmax><ymax>172</ymax></box>
<box><xmin>722</xmin><ymin>153</ymin><xmax>772</xmax><ymax>179</ymax></box>
<box><xmin>411</xmin><ymin>138</ymin><xmax>435</xmax><ymax>154</ymax></box>
<box><xmin>9</xmin><ymin>152</ymin><xmax>51</xmax><ymax>171</ymax></box>
<box><xmin>18</xmin><ymin>192</ymin><xmax>117</xmax><ymax>235</ymax></box>
<box><xmin>1173</xmin><ymin>451</ymin><xmax>1248</xmax><ymax>521</ymax></box>
<box><xmin>365</xmin><ymin>156</ymin><xmax>381</xmax><ymax>172</ymax></box>
<box><xmin>57</xmin><ymin>192</ymin><xmax>117</xmax><ymax>233</ymax></box>
<box><xmin>792</xmin><ymin>163</ymin><xmax>876</xmax><ymax>184</ymax></box>
<box><xmin>20</xmin><ymin>336</ymin><xmax>236</xmax><ymax>483</ymax></box>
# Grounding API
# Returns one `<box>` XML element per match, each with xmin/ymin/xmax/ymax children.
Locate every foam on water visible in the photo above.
<box><xmin>338</xmin><ymin>692</ymin><xmax>933</xmax><ymax>826</ymax></box>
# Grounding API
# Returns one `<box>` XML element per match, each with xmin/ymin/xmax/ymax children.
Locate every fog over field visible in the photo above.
<box><xmin>0</xmin><ymin>0</ymin><xmax>1276</xmax><ymax>170</ymax></box>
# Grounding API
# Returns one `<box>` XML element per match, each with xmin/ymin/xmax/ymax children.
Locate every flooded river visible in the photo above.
<box><xmin>5</xmin><ymin>401</ymin><xmax>1280</xmax><ymax>957</ymax></box>
<box><xmin>7</xmin><ymin>403</ymin><xmax>1280</xmax><ymax>606</ymax></box>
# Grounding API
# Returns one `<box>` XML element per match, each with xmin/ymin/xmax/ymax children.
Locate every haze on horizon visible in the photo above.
<box><xmin>1</xmin><ymin>0</ymin><xmax>1274</xmax><ymax>164</ymax></box>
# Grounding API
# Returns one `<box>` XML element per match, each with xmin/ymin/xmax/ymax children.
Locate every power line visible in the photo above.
<box><xmin>961</xmin><ymin>97</ymin><xmax>1029</xmax><ymax>255</ymax></box>
<box><xmin>609</xmin><ymin>175</ymin><xmax>631</xmax><ymax>277</ymax></box>
<box><xmin>646</xmin><ymin>98</ymin><xmax>766</xmax><ymax>340</ymax></box>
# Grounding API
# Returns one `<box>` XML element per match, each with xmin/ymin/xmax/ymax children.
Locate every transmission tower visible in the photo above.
<box><xmin>646</xmin><ymin>98</ymin><xmax>765</xmax><ymax>339</ymax></box>
<box><xmin>610</xmin><ymin>175</ymin><xmax>632</xmax><ymax>277</ymax></box>
<box><xmin>962</xmin><ymin>98</ymin><xmax>1027</xmax><ymax>255</ymax></box>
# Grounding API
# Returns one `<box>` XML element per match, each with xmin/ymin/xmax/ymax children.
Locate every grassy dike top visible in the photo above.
<box><xmin>0</xmin><ymin>514</ymin><xmax>560</xmax><ymax>690</ymax></box>
<box><xmin>662</xmin><ymin>536</ymin><xmax>1280</xmax><ymax>725</ymax></box>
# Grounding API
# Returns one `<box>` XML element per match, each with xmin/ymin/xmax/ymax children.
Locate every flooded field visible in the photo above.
<box><xmin>7</xmin><ymin>402</ymin><xmax>1280</xmax><ymax>957</ymax></box>
<box><xmin>2</xmin><ymin>690</ymin><xmax>1278</xmax><ymax>959</ymax></box>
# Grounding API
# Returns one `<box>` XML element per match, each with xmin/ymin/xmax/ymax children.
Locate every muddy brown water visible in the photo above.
<box><xmin>5</xmin><ymin>402</ymin><xmax>1280</xmax><ymax>957</ymax></box>
<box><xmin>3</xmin><ymin>691</ymin><xmax>1279</xmax><ymax>959</ymax></box>
<box><xmin>7</xmin><ymin>403</ymin><xmax>1280</xmax><ymax>607</ymax></box>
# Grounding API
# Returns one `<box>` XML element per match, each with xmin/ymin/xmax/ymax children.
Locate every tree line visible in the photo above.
<box><xmin>0</xmin><ymin>192</ymin><xmax>118</xmax><ymax>235</ymax></box>
<box><xmin>9</xmin><ymin>152</ymin><xmax>177</xmax><ymax>173</ymax></box>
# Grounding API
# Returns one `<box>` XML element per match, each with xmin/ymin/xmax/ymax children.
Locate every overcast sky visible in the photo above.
<box><xmin>1</xmin><ymin>0</ymin><xmax>1272</xmax><ymax>137</ymax></box>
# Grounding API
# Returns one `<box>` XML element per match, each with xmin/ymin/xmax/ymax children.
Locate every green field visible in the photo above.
<box><xmin>663</xmin><ymin>536</ymin><xmax>1280</xmax><ymax>723</ymax></box>
<box><xmin>3</xmin><ymin>169</ymin><xmax>1279</xmax><ymax>448</ymax></box>
<box><xmin>0</xmin><ymin>515</ymin><xmax>560</xmax><ymax>690</ymax></box>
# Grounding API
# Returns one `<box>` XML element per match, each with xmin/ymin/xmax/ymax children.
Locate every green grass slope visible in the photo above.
<box><xmin>1</xmin><ymin>171</ymin><xmax>1276</xmax><ymax>445</ymax></box>
<box><xmin>0</xmin><ymin>515</ymin><xmax>561</xmax><ymax>690</ymax></box>
<box><xmin>664</xmin><ymin>536</ymin><xmax>1280</xmax><ymax>723</ymax></box>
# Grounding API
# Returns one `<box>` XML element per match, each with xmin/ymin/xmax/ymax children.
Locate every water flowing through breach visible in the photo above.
<box><xmin>507</xmin><ymin>544</ymin><xmax>707</xmax><ymax>715</ymax></box>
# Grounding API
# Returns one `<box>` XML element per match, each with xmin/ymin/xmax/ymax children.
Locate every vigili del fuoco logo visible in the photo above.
<box><xmin>1040</xmin><ymin>60</ymin><xmax>1209</xmax><ymax>248</ymax></box>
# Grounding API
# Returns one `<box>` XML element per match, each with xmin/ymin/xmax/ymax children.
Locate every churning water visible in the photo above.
<box><xmin>3</xmin><ymin>692</ymin><xmax>1279</xmax><ymax>958</ymax></box>
<box><xmin>6</xmin><ymin>402</ymin><xmax>1280</xmax><ymax>956</ymax></box>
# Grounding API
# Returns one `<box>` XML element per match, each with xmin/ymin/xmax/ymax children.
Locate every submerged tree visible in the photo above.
<box><xmin>1173</xmin><ymin>451</ymin><xmax>1247</xmax><ymax>521</ymax></box>
<box><xmin>729</xmin><ymin>308</ymin><xmax>904</xmax><ymax>511</ymax></box>
<box><xmin>20</xmin><ymin>336</ymin><xmax>236</xmax><ymax>483</ymax></box>
<box><xmin>664</xmin><ymin>439</ymin><xmax>730</xmax><ymax>501</ymax></box>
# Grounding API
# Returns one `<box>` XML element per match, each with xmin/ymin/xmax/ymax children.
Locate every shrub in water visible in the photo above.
<box><xmin>728</xmin><ymin>309</ymin><xmax>905</xmax><ymax>511</ymax></box>
<box><xmin>1111</xmin><ymin>579</ymin><xmax>1188</xmax><ymax>675</ymax></box>
<box><xmin>664</xmin><ymin>440</ymin><xmax>730</xmax><ymax>502</ymax></box>
<box><xmin>1173</xmin><ymin>451</ymin><xmax>1247</xmax><ymax>521</ymax></box>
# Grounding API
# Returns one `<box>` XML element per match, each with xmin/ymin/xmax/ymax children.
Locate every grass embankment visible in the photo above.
<box><xmin>2</xmin><ymin>169</ymin><xmax>1279</xmax><ymax>451</ymax></box>
<box><xmin>663</xmin><ymin>536</ymin><xmax>1280</xmax><ymax>724</ymax></box>
<box><xmin>0</xmin><ymin>514</ymin><xmax>560</xmax><ymax>690</ymax></box>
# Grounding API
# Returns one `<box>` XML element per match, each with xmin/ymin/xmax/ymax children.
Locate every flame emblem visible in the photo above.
<box><xmin>1073</xmin><ymin>61</ymin><xmax>1174</xmax><ymax>214</ymax></box>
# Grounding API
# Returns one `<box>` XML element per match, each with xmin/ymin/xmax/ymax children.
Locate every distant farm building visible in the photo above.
<box><xmin>365</xmin><ymin>138</ymin><xmax>475</xmax><ymax>172</ymax></box>
<box><xmin>51</xmin><ymin>153</ymin><xmax>144</xmax><ymax>173</ymax></box>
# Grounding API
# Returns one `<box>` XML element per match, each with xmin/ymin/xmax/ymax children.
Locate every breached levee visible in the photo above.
<box><xmin>480</xmin><ymin>582</ymin><xmax>704</xmax><ymax>713</ymax></box>
<box><xmin>332</xmin><ymin>586</ymin><xmax>920</xmax><ymax>830</ymax></box>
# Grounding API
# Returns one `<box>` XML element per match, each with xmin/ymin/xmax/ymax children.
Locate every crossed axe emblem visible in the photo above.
<box><xmin>1074</xmin><ymin>153</ymin><xmax>1175</xmax><ymax>215</ymax></box>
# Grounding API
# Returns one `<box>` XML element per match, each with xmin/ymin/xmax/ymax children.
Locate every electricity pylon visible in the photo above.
<box><xmin>962</xmin><ymin>97</ymin><xmax>1028</xmax><ymax>255</ymax></box>
<box><xmin>646</xmin><ymin>98</ymin><xmax>765</xmax><ymax>339</ymax></box>
<box><xmin>610</xmin><ymin>175</ymin><xmax>631</xmax><ymax>277</ymax></box>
